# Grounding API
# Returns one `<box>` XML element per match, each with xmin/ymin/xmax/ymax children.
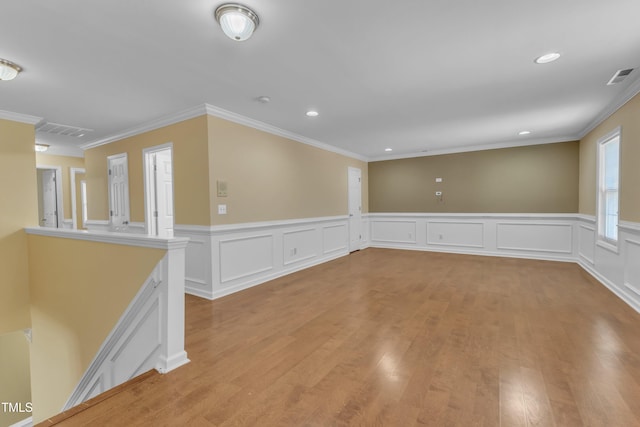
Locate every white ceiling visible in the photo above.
<box><xmin>2</xmin><ymin>0</ymin><xmax>640</xmax><ymax>160</ymax></box>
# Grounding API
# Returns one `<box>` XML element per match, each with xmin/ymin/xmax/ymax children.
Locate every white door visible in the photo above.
<box><xmin>40</xmin><ymin>169</ymin><xmax>58</xmax><ymax>228</ymax></box>
<box><xmin>152</xmin><ymin>149</ymin><xmax>174</xmax><ymax>237</ymax></box>
<box><xmin>348</xmin><ymin>167</ymin><xmax>362</xmax><ymax>252</ymax></box>
<box><xmin>108</xmin><ymin>154</ymin><xmax>130</xmax><ymax>229</ymax></box>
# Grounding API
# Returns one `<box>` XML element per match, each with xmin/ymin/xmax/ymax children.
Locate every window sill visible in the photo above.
<box><xmin>596</xmin><ymin>239</ymin><xmax>619</xmax><ymax>254</ymax></box>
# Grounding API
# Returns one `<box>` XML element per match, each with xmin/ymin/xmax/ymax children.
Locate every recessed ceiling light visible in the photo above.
<box><xmin>518</xmin><ymin>130</ymin><xmax>531</xmax><ymax>136</ymax></box>
<box><xmin>0</xmin><ymin>58</ymin><xmax>23</xmax><ymax>81</ymax></box>
<box><xmin>385</xmin><ymin>148</ymin><xmax>393</xmax><ymax>152</ymax></box>
<box><xmin>256</xmin><ymin>96</ymin><xmax>271</xmax><ymax>104</ymax></box>
<box><xmin>306</xmin><ymin>110</ymin><xmax>319</xmax><ymax>117</ymax></box>
<box><xmin>534</xmin><ymin>52</ymin><xmax>561</xmax><ymax>64</ymax></box>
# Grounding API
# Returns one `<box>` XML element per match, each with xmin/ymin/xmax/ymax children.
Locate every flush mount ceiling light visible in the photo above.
<box><xmin>385</xmin><ymin>148</ymin><xmax>393</xmax><ymax>152</ymax></box>
<box><xmin>215</xmin><ymin>3</ymin><xmax>259</xmax><ymax>41</ymax></box>
<box><xmin>0</xmin><ymin>58</ymin><xmax>23</xmax><ymax>81</ymax></box>
<box><xmin>306</xmin><ymin>110</ymin><xmax>319</xmax><ymax>117</ymax></box>
<box><xmin>35</xmin><ymin>144</ymin><xmax>49</xmax><ymax>152</ymax></box>
<box><xmin>518</xmin><ymin>130</ymin><xmax>531</xmax><ymax>136</ymax></box>
<box><xmin>534</xmin><ymin>52</ymin><xmax>561</xmax><ymax>64</ymax></box>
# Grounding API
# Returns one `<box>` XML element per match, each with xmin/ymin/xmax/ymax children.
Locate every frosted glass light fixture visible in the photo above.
<box><xmin>0</xmin><ymin>58</ymin><xmax>22</xmax><ymax>81</ymax></box>
<box><xmin>215</xmin><ymin>4</ymin><xmax>259</xmax><ymax>41</ymax></box>
<box><xmin>35</xmin><ymin>144</ymin><xmax>49</xmax><ymax>152</ymax></box>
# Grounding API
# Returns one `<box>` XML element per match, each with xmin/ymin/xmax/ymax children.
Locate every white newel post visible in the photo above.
<box><xmin>156</xmin><ymin>238</ymin><xmax>190</xmax><ymax>373</ymax></box>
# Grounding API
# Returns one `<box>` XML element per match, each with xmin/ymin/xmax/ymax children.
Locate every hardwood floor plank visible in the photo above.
<box><xmin>42</xmin><ymin>249</ymin><xmax>640</xmax><ymax>427</ymax></box>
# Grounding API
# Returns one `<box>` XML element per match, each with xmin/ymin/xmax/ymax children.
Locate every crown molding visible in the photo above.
<box><xmin>368</xmin><ymin>135</ymin><xmax>580</xmax><ymax>162</ymax></box>
<box><xmin>203</xmin><ymin>104</ymin><xmax>368</xmax><ymax>162</ymax></box>
<box><xmin>39</xmin><ymin>143</ymin><xmax>85</xmax><ymax>158</ymax></box>
<box><xmin>81</xmin><ymin>105</ymin><xmax>207</xmax><ymax>150</ymax></box>
<box><xmin>80</xmin><ymin>103</ymin><xmax>367</xmax><ymax>162</ymax></box>
<box><xmin>0</xmin><ymin>109</ymin><xmax>43</xmax><ymax>125</ymax></box>
<box><xmin>578</xmin><ymin>74</ymin><xmax>640</xmax><ymax>139</ymax></box>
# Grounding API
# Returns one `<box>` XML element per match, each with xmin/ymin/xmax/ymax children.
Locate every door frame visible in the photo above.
<box><xmin>107</xmin><ymin>153</ymin><xmax>130</xmax><ymax>228</ymax></box>
<box><xmin>143</xmin><ymin>142</ymin><xmax>175</xmax><ymax>236</ymax></box>
<box><xmin>70</xmin><ymin>167</ymin><xmax>86</xmax><ymax>229</ymax></box>
<box><xmin>348</xmin><ymin>166</ymin><xmax>362</xmax><ymax>252</ymax></box>
<box><xmin>36</xmin><ymin>165</ymin><xmax>64</xmax><ymax>228</ymax></box>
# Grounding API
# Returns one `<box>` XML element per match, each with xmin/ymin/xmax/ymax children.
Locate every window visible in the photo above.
<box><xmin>597</xmin><ymin>128</ymin><xmax>620</xmax><ymax>249</ymax></box>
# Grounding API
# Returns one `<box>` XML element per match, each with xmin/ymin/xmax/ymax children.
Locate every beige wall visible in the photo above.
<box><xmin>0</xmin><ymin>119</ymin><xmax>37</xmax><ymax>334</ymax></box>
<box><xmin>27</xmin><ymin>235</ymin><xmax>165</xmax><ymax>423</ymax></box>
<box><xmin>0</xmin><ymin>331</ymin><xmax>32</xmax><ymax>427</ymax></box>
<box><xmin>579</xmin><ymin>93</ymin><xmax>640</xmax><ymax>222</ymax></box>
<box><xmin>84</xmin><ymin>116</ymin><xmax>211</xmax><ymax>225</ymax></box>
<box><xmin>207</xmin><ymin>115</ymin><xmax>369</xmax><ymax>225</ymax></box>
<box><xmin>369</xmin><ymin>141</ymin><xmax>579</xmax><ymax>213</ymax></box>
<box><xmin>35</xmin><ymin>153</ymin><xmax>85</xmax><ymax>222</ymax></box>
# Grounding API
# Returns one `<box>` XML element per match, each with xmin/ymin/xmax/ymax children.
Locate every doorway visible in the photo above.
<box><xmin>348</xmin><ymin>167</ymin><xmax>362</xmax><ymax>252</ymax></box>
<box><xmin>107</xmin><ymin>153</ymin><xmax>130</xmax><ymax>230</ymax></box>
<box><xmin>36</xmin><ymin>166</ymin><xmax>63</xmax><ymax>228</ymax></box>
<box><xmin>144</xmin><ymin>144</ymin><xmax>174</xmax><ymax>238</ymax></box>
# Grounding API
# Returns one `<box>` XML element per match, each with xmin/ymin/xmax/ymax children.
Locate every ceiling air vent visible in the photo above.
<box><xmin>607</xmin><ymin>68</ymin><xmax>634</xmax><ymax>85</ymax></box>
<box><xmin>35</xmin><ymin>121</ymin><xmax>93</xmax><ymax>137</ymax></box>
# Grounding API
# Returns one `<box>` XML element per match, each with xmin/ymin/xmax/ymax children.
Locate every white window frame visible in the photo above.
<box><xmin>596</xmin><ymin>126</ymin><xmax>621</xmax><ymax>253</ymax></box>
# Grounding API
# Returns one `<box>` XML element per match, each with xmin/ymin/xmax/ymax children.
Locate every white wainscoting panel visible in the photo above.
<box><xmin>360</xmin><ymin>215</ymin><xmax>371</xmax><ymax>249</ymax></box>
<box><xmin>578</xmin><ymin>224</ymin><xmax>596</xmax><ymax>265</ymax></box>
<box><xmin>174</xmin><ymin>225</ymin><xmax>213</xmax><ymax>300</ymax></box>
<box><xmin>496</xmin><ymin>222</ymin><xmax>573</xmax><ymax>254</ymax></box>
<box><xmin>283</xmin><ymin>228</ymin><xmax>319</xmax><ymax>266</ymax></box>
<box><xmin>624</xmin><ymin>238</ymin><xmax>640</xmax><ymax>297</ymax></box>
<box><xmin>323</xmin><ymin>223</ymin><xmax>349</xmax><ymax>255</ymax></box>
<box><xmin>368</xmin><ymin>214</ymin><xmax>577</xmax><ymax>261</ymax></box>
<box><xmin>184</xmin><ymin>216</ymin><xmax>350</xmax><ymax>300</ymax></box>
<box><xmin>371</xmin><ymin>220</ymin><xmax>417</xmax><ymax>244</ymax></box>
<box><xmin>220</xmin><ymin>234</ymin><xmax>274</xmax><ymax>283</ymax></box>
<box><xmin>427</xmin><ymin>221</ymin><xmax>484</xmax><ymax>248</ymax></box>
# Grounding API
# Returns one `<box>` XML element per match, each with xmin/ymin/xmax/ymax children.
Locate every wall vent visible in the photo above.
<box><xmin>36</xmin><ymin>121</ymin><xmax>93</xmax><ymax>137</ymax></box>
<box><xmin>607</xmin><ymin>68</ymin><xmax>634</xmax><ymax>85</ymax></box>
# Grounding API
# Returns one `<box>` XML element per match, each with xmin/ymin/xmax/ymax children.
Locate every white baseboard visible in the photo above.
<box><xmin>367</xmin><ymin>213</ymin><xmax>640</xmax><ymax>314</ymax></box>
<box><xmin>176</xmin><ymin>216</ymin><xmax>355</xmax><ymax>301</ymax></box>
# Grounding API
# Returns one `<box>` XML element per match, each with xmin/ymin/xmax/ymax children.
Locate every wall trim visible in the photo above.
<box><xmin>579</xmin><ymin>259</ymin><xmax>640</xmax><ymax>314</ymax></box>
<box><xmin>579</xmin><ymin>74</ymin><xmax>640</xmax><ymax>139</ymax></box>
<box><xmin>209</xmin><ymin>215</ymin><xmax>351</xmax><ymax>232</ymax></box>
<box><xmin>81</xmin><ymin>105</ymin><xmax>206</xmax><ymax>150</ymax></box>
<box><xmin>25</xmin><ymin>227</ymin><xmax>189</xmax><ymax>250</ymax></box>
<box><xmin>368</xmin><ymin>136</ymin><xmax>580</xmax><ymax>162</ymax></box>
<box><xmin>0</xmin><ymin>109</ymin><xmax>42</xmax><ymax>125</ymax></box>
<box><xmin>80</xmin><ymin>103</ymin><xmax>367</xmax><ymax>162</ymax></box>
<box><xmin>620</xmin><ymin>221</ymin><xmax>640</xmax><ymax>233</ymax></box>
<box><xmin>204</xmin><ymin>104</ymin><xmax>367</xmax><ymax>162</ymax></box>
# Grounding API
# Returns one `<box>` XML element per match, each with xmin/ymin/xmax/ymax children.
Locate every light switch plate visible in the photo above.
<box><xmin>217</xmin><ymin>180</ymin><xmax>228</xmax><ymax>197</ymax></box>
<box><xmin>435</xmin><ymin>177</ymin><xmax>443</xmax><ymax>182</ymax></box>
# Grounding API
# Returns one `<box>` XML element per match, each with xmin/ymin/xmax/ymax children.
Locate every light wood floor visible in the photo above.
<box><xmin>44</xmin><ymin>249</ymin><xmax>640</xmax><ymax>426</ymax></box>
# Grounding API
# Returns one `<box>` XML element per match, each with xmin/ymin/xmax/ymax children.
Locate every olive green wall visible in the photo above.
<box><xmin>369</xmin><ymin>141</ymin><xmax>579</xmax><ymax>213</ymax></box>
<box><xmin>579</xmin><ymin>93</ymin><xmax>640</xmax><ymax>222</ymax></box>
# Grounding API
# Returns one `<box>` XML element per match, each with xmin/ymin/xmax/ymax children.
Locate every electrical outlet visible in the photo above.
<box><xmin>435</xmin><ymin>177</ymin><xmax>443</xmax><ymax>183</ymax></box>
<box><xmin>435</xmin><ymin>191</ymin><xmax>443</xmax><ymax>196</ymax></box>
<box><xmin>218</xmin><ymin>204</ymin><xmax>227</xmax><ymax>215</ymax></box>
